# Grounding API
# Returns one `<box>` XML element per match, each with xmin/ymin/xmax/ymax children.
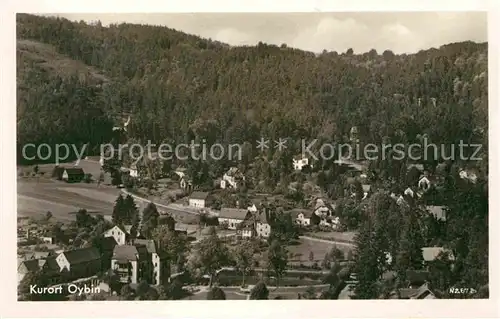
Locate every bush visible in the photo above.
<box><xmin>207</xmin><ymin>287</ymin><xmax>226</xmax><ymax>300</ymax></box>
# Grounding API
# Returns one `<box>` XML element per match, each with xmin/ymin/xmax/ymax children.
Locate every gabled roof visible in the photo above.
<box><xmin>256</xmin><ymin>211</ymin><xmax>270</xmax><ymax>224</ymax></box>
<box><xmin>290</xmin><ymin>208</ymin><xmax>313</xmax><ymax>218</ymax></box>
<box><xmin>112</xmin><ymin>245</ymin><xmax>140</xmax><ymax>261</ymax></box>
<box><xmin>422</xmin><ymin>247</ymin><xmax>455</xmax><ymax>262</ymax></box>
<box><xmin>19</xmin><ymin>259</ymin><xmax>40</xmax><ymax>272</ymax></box>
<box><xmin>62</xmin><ymin>247</ymin><xmax>100</xmax><ymax>265</ymax></box>
<box><xmin>218</xmin><ymin>208</ymin><xmax>249</xmax><ymax>220</ymax></box>
<box><xmin>43</xmin><ymin>256</ymin><xmax>60</xmax><ymax>272</ymax></box>
<box><xmin>391</xmin><ymin>288</ymin><xmax>419</xmax><ymax>299</ymax></box>
<box><xmin>64</xmin><ymin>167</ymin><xmax>85</xmax><ymax>175</ymax></box>
<box><xmin>134</xmin><ymin>239</ymin><xmax>157</xmax><ymax>254</ymax></box>
<box><xmin>413</xmin><ymin>283</ymin><xmax>435</xmax><ymax>299</ymax></box>
<box><xmin>190</xmin><ymin>191</ymin><xmax>209</xmax><ymax>200</ymax></box>
<box><xmin>426</xmin><ymin>205</ymin><xmax>446</xmax><ymax>221</ymax></box>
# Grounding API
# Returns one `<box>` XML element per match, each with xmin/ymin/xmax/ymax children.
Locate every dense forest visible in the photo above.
<box><xmin>17</xmin><ymin>14</ymin><xmax>487</xmax><ymax>168</ymax></box>
<box><xmin>16</xmin><ymin>14</ymin><xmax>489</xmax><ymax>298</ymax></box>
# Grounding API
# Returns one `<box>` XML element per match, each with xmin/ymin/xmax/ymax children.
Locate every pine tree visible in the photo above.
<box><xmin>123</xmin><ymin>194</ymin><xmax>139</xmax><ymax>225</ymax></box>
<box><xmin>141</xmin><ymin>202</ymin><xmax>159</xmax><ymax>238</ymax></box>
<box><xmin>352</xmin><ymin>221</ymin><xmax>383</xmax><ymax>299</ymax></box>
<box><xmin>395</xmin><ymin>211</ymin><xmax>424</xmax><ymax>282</ymax></box>
<box><xmin>112</xmin><ymin>195</ymin><xmax>125</xmax><ymax>225</ymax></box>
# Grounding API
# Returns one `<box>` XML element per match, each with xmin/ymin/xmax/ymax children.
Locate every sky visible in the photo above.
<box><xmin>49</xmin><ymin>12</ymin><xmax>487</xmax><ymax>54</ymax></box>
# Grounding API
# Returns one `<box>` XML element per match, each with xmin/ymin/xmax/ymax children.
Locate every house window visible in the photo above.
<box><xmin>112</xmin><ymin>231</ymin><xmax>114</xmax><ymax>235</ymax></box>
<box><xmin>155</xmin><ymin>263</ymin><xmax>158</xmax><ymax>267</ymax></box>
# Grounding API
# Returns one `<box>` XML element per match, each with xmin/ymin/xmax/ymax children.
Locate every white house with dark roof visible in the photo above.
<box><xmin>220</xmin><ymin>167</ymin><xmax>245</xmax><ymax>189</ymax></box>
<box><xmin>293</xmin><ymin>156</ymin><xmax>311</xmax><ymax>171</ymax></box>
<box><xmin>134</xmin><ymin>239</ymin><xmax>169</xmax><ymax>286</ymax></box>
<box><xmin>217</xmin><ymin>207</ymin><xmax>249</xmax><ymax>229</ymax></box>
<box><xmin>292</xmin><ymin>208</ymin><xmax>314</xmax><ymax>226</ymax></box>
<box><xmin>418</xmin><ymin>175</ymin><xmax>432</xmax><ymax>192</ymax></box>
<box><xmin>426</xmin><ymin>205</ymin><xmax>447</xmax><ymax>221</ymax></box>
<box><xmin>104</xmin><ymin>225</ymin><xmax>139</xmax><ymax>246</ymax></box>
<box><xmin>56</xmin><ymin>247</ymin><xmax>101</xmax><ymax>279</ymax></box>
<box><xmin>111</xmin><ymin>245</ymin><xmax>149</xmax><ymax>284</ymax></box>
<box><xmin>188</xmin><ymin>191</ymin><xmax>210</xmax><ymax>208</ymax></box>
<box><xmin>255</xmin><ymin>211</ymin><xmax>271</xmax><ymax>238</ymax></box>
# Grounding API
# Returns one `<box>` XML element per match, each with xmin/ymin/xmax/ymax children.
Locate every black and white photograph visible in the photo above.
<box><xmin>4</xmin><ymin>4</ymin><xmax>497</xmax><ymax>317</ymax></box>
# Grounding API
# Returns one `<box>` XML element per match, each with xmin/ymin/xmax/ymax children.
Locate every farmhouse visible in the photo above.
<box><xmin>62</xmin><ymin>167</ymin><xmax>85</xmax><ymax>183</ymax></box>
<box><xmin>217</xmin><ymin>207</ymin><xmax>249</xmax><ymax>230</ymax></box>
<box><xmin>188</xmin><ymin>191</ymin><xmax>210</xmax><ymax>208</ymax></box>
<box><xmin>56</xmin><ymin>247</ymin><xmax>101</xmax><ymax>279</ymax></box>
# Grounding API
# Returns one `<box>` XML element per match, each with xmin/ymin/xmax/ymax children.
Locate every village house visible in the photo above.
<box><xmin>361</xmin><ymin>184</ymin><xmax>372</xmax><ymax>199</ymax></box>
<box><xmin>134</xmin><ymin>239</ymin><xmax>170</xmax><ymax>286</ymax></box>
<box><xmin>404</xmin><ymin>187</ymin><xmax>415</xmax><ymax>198</ymax></box>
<box><xmin>422</xmin><ymin>247</ymin><xmax>455</xmax><ymax>265</ymax></box>
<box><xmin>111</xmin><ymin>244</ymin><xmax>150</xmax><ymax>284</ymax></box>
<box><xmin>320</xmin><ymin>216</ymin><xmax>340</xmax><ymax>229</ymax></box>
<box><xmin>41</xmin><ymin>235</ymin><xmax>55</xmax><ymax>244</ymax></box>
<box><xmin>293</xmin><ymin>209</ymin><xmax>313</xmax><ymax>226</ymax></box>
<box><xmin>390</xmin><ymin>282</ymin><xmax>436</xmax><ymax>299</ymax></box>
<box><xmin>62</xmin><ymin>167</ymin><xmax>85</xmax><ymax>183</ymax></box>
<box><xmin>418</xmin><ymin>175</ymin><xmax>432</xmax><ymax>192</ymax></box>
<box><xmin>216</xmin><ymin>207</ymin><xmax>249</xmax><ymax>230</ymax></box>
<box><xmin>56</xmin><ymin>247</ymin><xmax>101</xmax><ymax>280</ymax></box>
<box><xmin>405</xmin><ymin>270</ymin><xmax>430</xmax><ymax>289</ymax></box>
<box><xmin>220</xmin><ymin>167</ymin><xmax>245</xmax><ymax>189</ymax></box>
<box><xmin>313</xmin><ymin>198</ymin><xmax>333</xmax><ymax>217</ymax></box>
<box><xmin>293</xmin><ymin>156</ymin><xmax>311</xmax><ymax>171</ymax></box>
<box><xmin>426</xmin><ymin>205</ymin><xmax>447</xmax><ymax>221</ymax></box>
<box><xmin>237</xmin><ymin>219</ymin><xmax>255</xmax><ymax>239</ymax></box>
<box><xmin>459</xmin><ymin>168</ymin><xmax>479</xmax><ymax>183</ymax></box>
<box><xmin>188</xmin><ymin>191</ymin><xmax>210</xmax><ymax>208</ymax></box>
<box><xmin>51</xmin><ymin>166</ymin><xmax>85</xmax><ymax>182</ymax></box>
<box><xmin>17</xmin><ymin>259</ymin><xmax>41</xmax><ymax>283</ymax></box>
<box><xmin>255</xmin><ymin>211</ymin><xmax>271</xmax><ymax>238</ymax></box>
<box><xmin>104</xmin><ymin>225</ymin><xmax>141</xmax><ymax>246</ymax></box>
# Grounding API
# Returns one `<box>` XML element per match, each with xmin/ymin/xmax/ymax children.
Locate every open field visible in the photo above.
<box><xmin>17</xmin><ymin>179</ymin><xmax>121</xmax><ymax>222</ymax></box>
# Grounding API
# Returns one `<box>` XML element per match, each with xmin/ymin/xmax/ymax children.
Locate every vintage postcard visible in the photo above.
<box><xmin>1</xmin><ymin>1</ymin><xmax>498</xmax><ymax>318</ymax></box>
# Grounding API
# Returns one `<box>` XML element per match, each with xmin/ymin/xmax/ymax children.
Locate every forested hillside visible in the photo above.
<box><xmin>17</xmin><ymin>14</ymin><xmax>487</xmax><ymax>168</ymax></box>
<box><xmin>16</xmin><ymin>14</ymin><xmax>489</xmax><ymax>299</ymax></box>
